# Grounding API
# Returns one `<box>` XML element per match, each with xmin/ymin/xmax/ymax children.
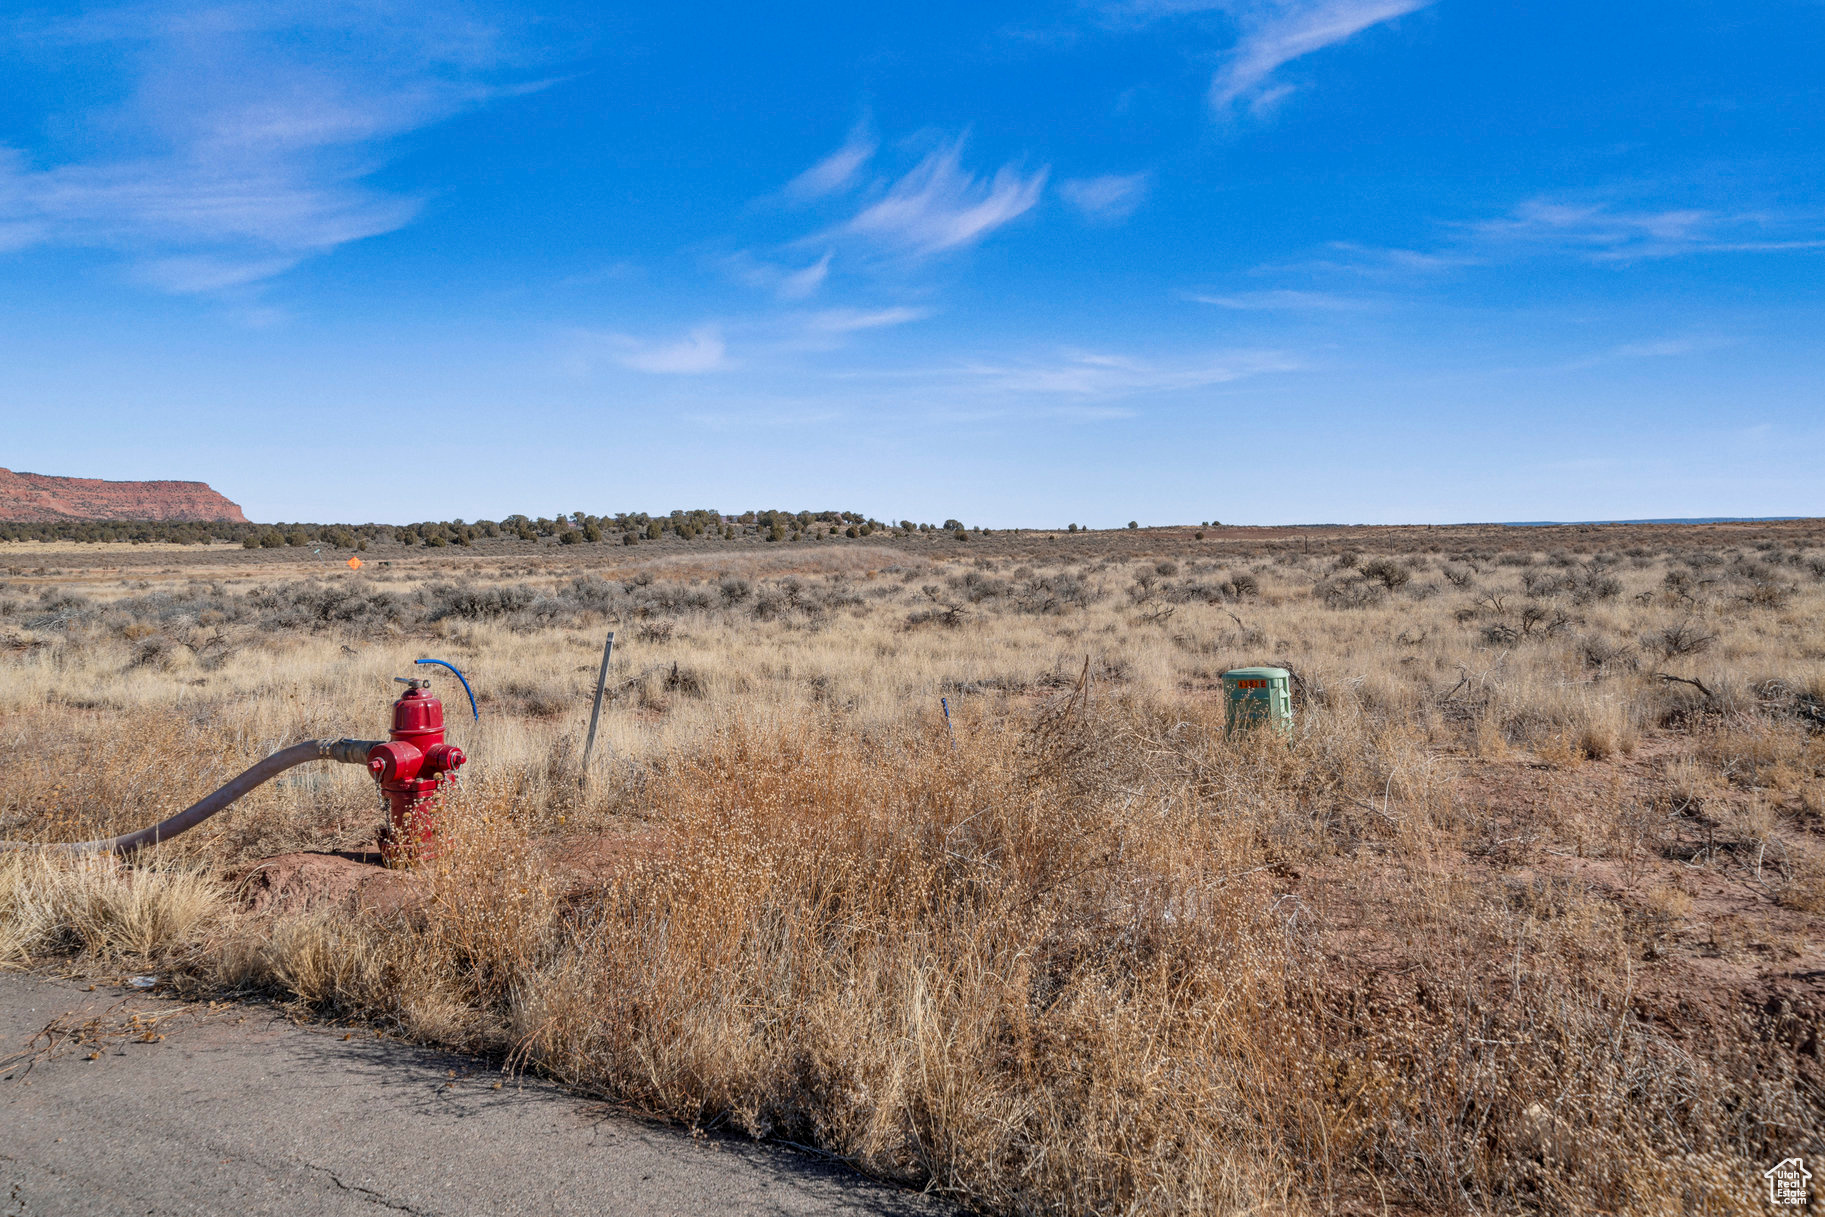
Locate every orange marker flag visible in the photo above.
<box><xmin>347</xmin><ymin>556</ymin><xmax>363</xmax><ymax>570</ymax></box>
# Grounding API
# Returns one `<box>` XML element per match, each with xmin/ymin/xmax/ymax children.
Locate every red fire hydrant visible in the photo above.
<box><xmin>368</xmin><ymin>677</ymin><xmax>466</xmax><ymax>864</ymax></box>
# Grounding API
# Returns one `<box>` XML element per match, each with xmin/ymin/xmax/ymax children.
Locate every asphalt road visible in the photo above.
<box><xmin>0</xmin><ymin>971</ymin><xmax>951</xmax><ymax>1217</ymax></box>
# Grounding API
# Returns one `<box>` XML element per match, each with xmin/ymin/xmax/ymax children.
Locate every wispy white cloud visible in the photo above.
<box><xmin>1231</xmin><ymin>193</ymin><xmax>1822</xmax><ymax>302</ymax></box>
<box><xmin>960</xmin><ymin>347</ymin><xmax>1297</xmax><ymax>396</ymax></box>
<box><xmin>557</xmin><ymin>260</ymin><xmax>642</xmax><ymax>288</ymax></box>
<box><xmin>770</xmin><ymin>306</ymin><xmax>930</xmax><ymax>353</ymax></box>
<box><xmin>1046</xmin><ymin>404</ymin><xmax>1143</xmax><ymax>421</ymax></box>
<box><xmin>785</xmin><ymin>123</ymin><xmax>876</xmax><ymax>200</ymax></box>
<box><xmin>1105</xmin><ymin>0</ymin><xmax>1429</xmax><ymax>115</ymax></box>
<box><xmin>133</xmin><ymin>252</ymin><xmax>316</xmax><ymax>293</ymax></box>
<box><xmin>1466</xmin><ymin>198</ymin><xmax>1825</xmax><ymax>262</ymax></box>
<box><xmin>778</xmin><ymin>253</ymin><xmax>833</xmax><ymax>299</ymax></box>
<box><xmin>1059</xmin><ymin>172</ymin><xmax>1150</xmax><ymax>222</ymax></box>
<box><xmin>1609</xmin><ymin>337</ymin><xmax>1713</xmax><ymax>360</ymax></box>
<box><xmin>721</xmin><ymin>249</ymin><xmax>835</xmax><ymax>299</ymax></box>
<box><xmin>0</xmin><ymin>150</ymin><xmax>423</xmax><ymax>284</ymax></box>
<box><xmin>832</xmin><ymin>344</ymin><xmax>1298</xmax><ymax>426</ymax></box>
<box><xmin>611</xmin><ymin>326</ymin><xmax>730</xmax><ymax>374</ymax></box>
<box><xmin>1313</xmin><ymin>240</ymin><xmax>1475</xmax><ymax>275</ymax></box>
<box><xmin>1190</xmin><ymin>288</ymin><xmax>1370</xmax><ymax>309</ymax></box>
<box><xmin>1549</xmin><ymin>334</ymin><xmax>1732</xmax><ymax>372</ymax></box>
<box><xmin>803</xmin><ymin>307</ymin><xmax>929</xmax><ymax>334</ymax></box>
<box><xmin>906</xmin><ymin>398</ymin><xmax>1141</xmax><ymax>425</ymax></box>
<box><xmin>834</xmin><ymin>140</ymin><xmax>1048</xmax><ymax>258</ymax></box>
<box><xmin>1208</xmin><ymin>0</ymin><xmax>1430</xmax><ymax>112</ymax></box>
<box><xmin>0</xmin><ymin>1</ymin><xmax>540</xmax><ymax>293</ymax></box>
<box><xmin>569</xmin><ymin>306</ymin><xmax>925</xmax><ymax>375</ymax></box>
<box><xmin>680</xmin><ymin>406</ymin><xmax>847</xmax><ymax>431</ymax></box>
<box><xmin>1240</xmin><ymin>238</ymin><xmax>1477</xmax><ymax>284</ymax></box>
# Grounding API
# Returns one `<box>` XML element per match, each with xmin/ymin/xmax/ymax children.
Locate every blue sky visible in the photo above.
<box><xmin>1</xmin><ymin>1</ymin><xmax>1821</xmax><ymax>526</ymax></box>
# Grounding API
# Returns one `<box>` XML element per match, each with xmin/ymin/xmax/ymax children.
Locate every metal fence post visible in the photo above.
<box><xmin>581</xmin><ymin>630</ymin><xmax>615</xmax><ymax>774</ymax></box>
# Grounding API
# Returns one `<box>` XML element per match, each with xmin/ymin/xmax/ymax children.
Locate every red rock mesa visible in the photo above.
<box><xmin>0</xmin><ymin>468</ymin><xmax>248</xmax><ymax>522</ymax></box>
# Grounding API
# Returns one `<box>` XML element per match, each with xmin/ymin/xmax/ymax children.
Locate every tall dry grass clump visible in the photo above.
<box><xmin>514</xmin><ymin>707</ymin><xmax>1307</xmax><ymax>1211</ymax></box>
<box><xmin>0</xmin><ymin>851</ymin><xmax>225</xmax><ymax>967</ymax></box>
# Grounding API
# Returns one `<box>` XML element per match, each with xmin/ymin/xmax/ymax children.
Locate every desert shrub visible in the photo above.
<box><xmin>1743</xmin><ymin>579</ymin><xmax>1793</xmax><ymax>608</ymax></box>
<box><xmin>1572</xmin><ymin>572</ymin><xmax>1623</xmax><ymax>604</ymax></box>
<box><xmin>1577</xmin><ymin>633</ymin><xmax>1636</xmax><ymax>675</ymax></box>
<box><xmin>424</xmin><ymin>582</ymin><xmax>539</xmax><ymax>622</ymax></box>
<box><xmin>1522</xmin><ymin>569</ymin><xmax>1566</xmax><ymax>597</ymax></box>
<box><xmin>661</xmin><ymin>660</ymin><xmax>703</xmax><ymax>695</ymax></box>
<box><xmin>1318</xmin><ymin>577</ymin><xmax>1383</xmax><ymax>609</ymax></box>
<box><xmin>634</xmin><ymin>620</ymin><xmax>675</xmax><ymax>644</ymax></box>
<box><xmin>1647</xmin><ymin>618</ymin><xmax>1717</xmax><ymax>660</ymax></box>
<box><xmin>1013</xmin><ymin>572</ymin><xmax>1094</xmax><ymax>614</ymax></box>
<box><xmin>1748</xmin><ymin>679</ymin><xmax>1825</xmax><ymax>732</ymax></box>
<box><xmin>952</xmin><ymin>571</ymin><xmax>1009</xmax><ymax>603</ymax></box>
<box><xmin>294</xmin><ymin>586</ymin><xmax>405</xmax><ymax>627</ymax></box>
<box><xmin>1517</xmin><ymin>601</ymin><xmax>1571</xmax><ymax>637</ymax></box>
<box><xmin>563</xmin><ymin>576</ymin><xmax>620</xmax><ymax>610</ymax></box>
<box><xmin>1359</xmin><ymin>557</ymin><xmax>1410</xmax><ymax>590</ymax></box>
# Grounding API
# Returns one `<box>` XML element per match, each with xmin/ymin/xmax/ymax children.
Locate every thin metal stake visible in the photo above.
<box><xmin>941</xmin><ymin>696</ymin><xmax>956</xmax><ymax>750</ymax></box>
<box><xmin>581</xmin><ymin>630</ymin><xmax>615</xmax><ymax>774</ymax></box>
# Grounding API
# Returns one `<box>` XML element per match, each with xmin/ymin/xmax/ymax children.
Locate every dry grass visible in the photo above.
<box><xmin>4</xmin><ymin>521</ymin><xmax>1824</xmax><ymax>1214</ymax></box>
<box><xmin>0</xmin><ymin>851</ymin><xmax>224</xmax><ymax>966</ymax></box>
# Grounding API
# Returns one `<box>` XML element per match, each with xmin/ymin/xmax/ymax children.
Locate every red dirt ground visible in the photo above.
<box><xmin>235</xmin><ymin>850</ymin><xmax>417</xmax><ymax>917</ymax></box>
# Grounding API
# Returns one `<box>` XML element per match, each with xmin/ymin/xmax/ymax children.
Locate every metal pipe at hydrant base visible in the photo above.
<box><xmin>0</xmin><ymin>739</ymin><xmax>383</xmax><ymax>857</ymax></box>
<box><xmin>4</xmin><ymin>672</ymin><xmax>471</xmax><ymax>864</ymax></box>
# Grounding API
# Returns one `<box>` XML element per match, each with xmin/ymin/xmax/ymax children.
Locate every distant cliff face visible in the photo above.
<box><xmin>0</xmin><ymin>468</ymin><xmax>249</xmax><ymax>523</ymax></box>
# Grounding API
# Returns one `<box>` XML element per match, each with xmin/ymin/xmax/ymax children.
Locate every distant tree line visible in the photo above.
<box><xmin>0</xmin><ymin>519</ymin><xmax>254</xmax><ymax>545</ymax></box>
<box><xmin>0</xmin><ymin>509</ymin><xmax>1000</xmax><ymax>546</ymax></box>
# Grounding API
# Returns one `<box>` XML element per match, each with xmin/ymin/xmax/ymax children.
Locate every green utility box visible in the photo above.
<box><xmin>1221</xmin><ymin>667</ymin><xmax>1293</xmax><ymax>735</ymax></box>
